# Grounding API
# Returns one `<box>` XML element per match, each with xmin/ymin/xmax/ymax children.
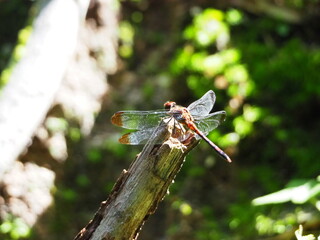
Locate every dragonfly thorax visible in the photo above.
<box><xmin>168</xmin><ymin>106</ymin><xmax>194</xmax><ymax>124</ymax></box>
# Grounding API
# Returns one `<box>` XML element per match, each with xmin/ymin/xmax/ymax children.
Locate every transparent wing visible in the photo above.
<box><xmin>118</xmin><ymin>127</ymin><xmax>162</xmax><ymax>145</ymax></box>
<box><xmin>193</xmin><ymin>111</ymin><xmax>226</xmax><ymax>137</ymax></box>
<box><xmin>130</xmin><ymin>120</ymin><xmax>173</xmax><ymax>166</ymax></box>
<box><xmin>187</xmin><ymin>90</ymin><xmax>216</xmax><ymax>116</ymax></box>
<box><xmin>111</xmin><ymin>110</ymin><xmax>168</xmax><ymax>130</ymax></box>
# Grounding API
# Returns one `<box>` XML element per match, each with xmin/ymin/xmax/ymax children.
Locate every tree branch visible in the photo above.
<box><xmin>74</xmin><ymin>128</ymin><xmax>199</xmax><ymax>240</ymax></box>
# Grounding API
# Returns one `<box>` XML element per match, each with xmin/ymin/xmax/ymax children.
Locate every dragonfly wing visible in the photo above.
<box><xmin>111</xmin><ymin>110</ymin><xmax>168</xmax><ymax>130</ymax></box>
<box><xmin>119</xmin><ymin>127</ymin><xmax>162</xmax><ymax>145</ymax></box>
<box><xmin>194</xmin><ymin>111</ymin><xmax>226</xmax><ymax>137</ymax></box>
<box><xmin>187</xmin><ymin>90</ymin><xmax>216</xmax><ymax>116</ymax></box>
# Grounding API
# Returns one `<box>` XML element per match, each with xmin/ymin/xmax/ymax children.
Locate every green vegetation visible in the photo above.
<box><xmin>0</xmin><ymin>217</ymin><xmax>31</xmax><ymax>240</ymax></box>
<box><xmin>1</xmin><ymin>1</ymin><xmax>320</xmax><ymax>239</ymax></box>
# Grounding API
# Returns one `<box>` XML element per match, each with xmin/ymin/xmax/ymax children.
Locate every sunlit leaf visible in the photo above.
<box><xmin>45</xmin><ymin>117</ymin><xmax>68</xmax><ymax>133</ymax></box>
<box><xmin>220</xmin><ymin>48</ymin><xmax>241</xmax><ymax>63</ymax></box>
<box><xmin>225</xmin><ymin>64</ymin><xmax>249</xmax><ymax>83</ymax></box>
<box><xmin>190</xmin><ymin>52</ymin><xmax>206</xmax><ymax>71</ymax></box>
<box><xmin>255</xmin><ymin>214</ymin><xmax>274</xmax><ymax>235</ymax></box>
<box><xmin>203</xmin><ymin>54</ymin><xmax>225</xmax><ymax>75</ymax></box>
<box><xmin>119</xmin><ymin>44</ymin><xmax>133</xmax><ymax>58</ymax></box>
<box><xmin>180</xmin><ymin>203</ymin><xmax>193</xmax><ymax>216</ymax></box>
<box><xmin>119</xmin><ymin>21</ymin><xmax>134</xmax><ymax>43</ymax></box>
<box><xmin>219</xmin><ymin>132</ymin><xmax>240</xmax><ymax>146</ymax></box>
<box><xmin>252</xmin><ymin>178</ymin><xmax>320</xmax><ymax>205</ymax></box>
<box><xmin>119</xmin><ymin>21</ymin><xmax>135</xmax><ymax>58</ymax></box>
<box><xmin>170</xmin><ymin>45</ymin><xmax>194</xmax><ymax>74</ymax></box>
<box><xmin>184</xmin><ymin>8</ymin><xmax>229</xmax><ymax>47</ymax></box>
<box><xmin>243</xmin><ymin>105</ymin><xmax>262</xmax><ymax>122</ymax></box>
<box><xmin>295</xmin><ymin>225</ymin><xmax>316</xmax><ymax>240</ymax></box>
<box><xmin>226</xmin><ymin>9</ymin><xmax>243</xmax><ymax>25</ymax></box>
<box><xmin>0</xmin><ymin>221</ymin><xmax>12</xmax><ymax>233</ymax></box>
<box><xmin>233</xmin><ymin>116</ymin><xmax>253</xmax><ymax>137</ymax></box>
<box><xmin>10</xmin><ymin>218</ymin><xmax>30</xmax><ymax>239</ymax></box>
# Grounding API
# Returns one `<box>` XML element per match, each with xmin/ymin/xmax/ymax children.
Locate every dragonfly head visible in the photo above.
<box><xmin>164</xmin><ymin>101</ymin><xmax>176</xmax><ymax>110</ymax></box>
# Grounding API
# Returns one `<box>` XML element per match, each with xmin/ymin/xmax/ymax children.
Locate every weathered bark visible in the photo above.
<box><xmin>0</xmin><ymin>0</ymin><xmax>90</xmax><ymax>177</ymax></box>
<box><xmin>74</xmin><ymin>126</ymin><xmax>199</xmax><ymax>240</ymax></box>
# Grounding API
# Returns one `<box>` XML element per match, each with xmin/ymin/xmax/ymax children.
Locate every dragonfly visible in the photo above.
<box><xmin>111</xmin><ymin>90</ymin><xmax>232</xmax><ymax>162</ymax></box>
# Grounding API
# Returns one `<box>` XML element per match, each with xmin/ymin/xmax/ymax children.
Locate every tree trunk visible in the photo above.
<box><xmin>0</xmin><ymin>0</ymin><xmax>90</xmax><ymax>177</ymax></box>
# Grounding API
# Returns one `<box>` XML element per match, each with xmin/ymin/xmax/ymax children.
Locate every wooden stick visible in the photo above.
<box><xmin>74</xmin><ymin>127</ymin><xmax>198</xmax><ymax>240</ymax></box>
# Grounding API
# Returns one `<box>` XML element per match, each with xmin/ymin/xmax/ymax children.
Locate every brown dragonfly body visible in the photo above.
<box><xmin>164</xmin><ymin>101</ymin><xmax>231</xmax><ymax>162</ymax></box>
<box><xmin>112</xmin><ymin>90</ymin><xmax>232</xmax><ymax>162</ymax></box>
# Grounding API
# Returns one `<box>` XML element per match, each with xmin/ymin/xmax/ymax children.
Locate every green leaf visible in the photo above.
<box><xmin>252</xmin><ymin>178</ymin><xmax>320</xmax><ymax>205</ymax></box>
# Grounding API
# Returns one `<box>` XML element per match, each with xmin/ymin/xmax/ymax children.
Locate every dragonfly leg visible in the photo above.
<box><xmin>180</xmin><ymin>131</ymin><xmax>197</xmax><ymax>146</ymax></box>
<box><xmin>172</xmin><ymin>119</ymin><xmax>189</xmax><ymax>141</ymax></box>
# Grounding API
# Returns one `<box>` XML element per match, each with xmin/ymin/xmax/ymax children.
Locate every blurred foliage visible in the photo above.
<box><xmin>295</xmin><ymin>225</ymin><xmax>320</xmax><ymax>240</ymax></box>
<box><xmin>253</xmin><ymin>176</ymin><xmax>320</xmax><ymax>206</ymax></box>
<box><xmin>1</xmin><ymin>0</ymin><xmax>320</xmax><ymax>240</ymax></box>
<box><xmin>160</xmin><ymin>5</ymin><xmax>320</xmax><ymax>240</ymax></box>
<box><xmin>0</xmin><ymin>0</ymin><xmax>33</xmax><ymax>88</ymax></box>
<box><xmin>0</xmin><ymin>216</ymin><xmax>31</xmax><ymax>240</ymax></box>
<box><xmin>0</xmin><ymin>25</ymin><xmax>32</xmax><ymax>87</ymax></box>
<box><xmin>119</xmin><ymin>21</ymin><xmax>135</xmax><ymax>58</ymax></box>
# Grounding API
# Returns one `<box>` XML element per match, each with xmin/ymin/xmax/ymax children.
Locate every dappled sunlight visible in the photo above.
<box><xmin>1</xmin><ymin>1</ymin><xmax>320</xmax><ymax>239</ymax></box>
<box><xmin>253</xmin><ymin>178</ymin><xmax>320</xmax><ymax>205</ymax></box>
<box><xmin>0</xmin><ymin>162</ymin><xmax>55</xmax><ymax>239</ymax></box>
<box><xmin>119</xmin><ymin>21</ymin><xmax>135</xmax><ymax>58</ymax></box>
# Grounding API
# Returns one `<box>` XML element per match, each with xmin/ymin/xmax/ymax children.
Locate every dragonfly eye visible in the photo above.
<box><xmin>164</xmin><ymin>101</ymin><xmax>176</xmax><ymax>109</ymax></box>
